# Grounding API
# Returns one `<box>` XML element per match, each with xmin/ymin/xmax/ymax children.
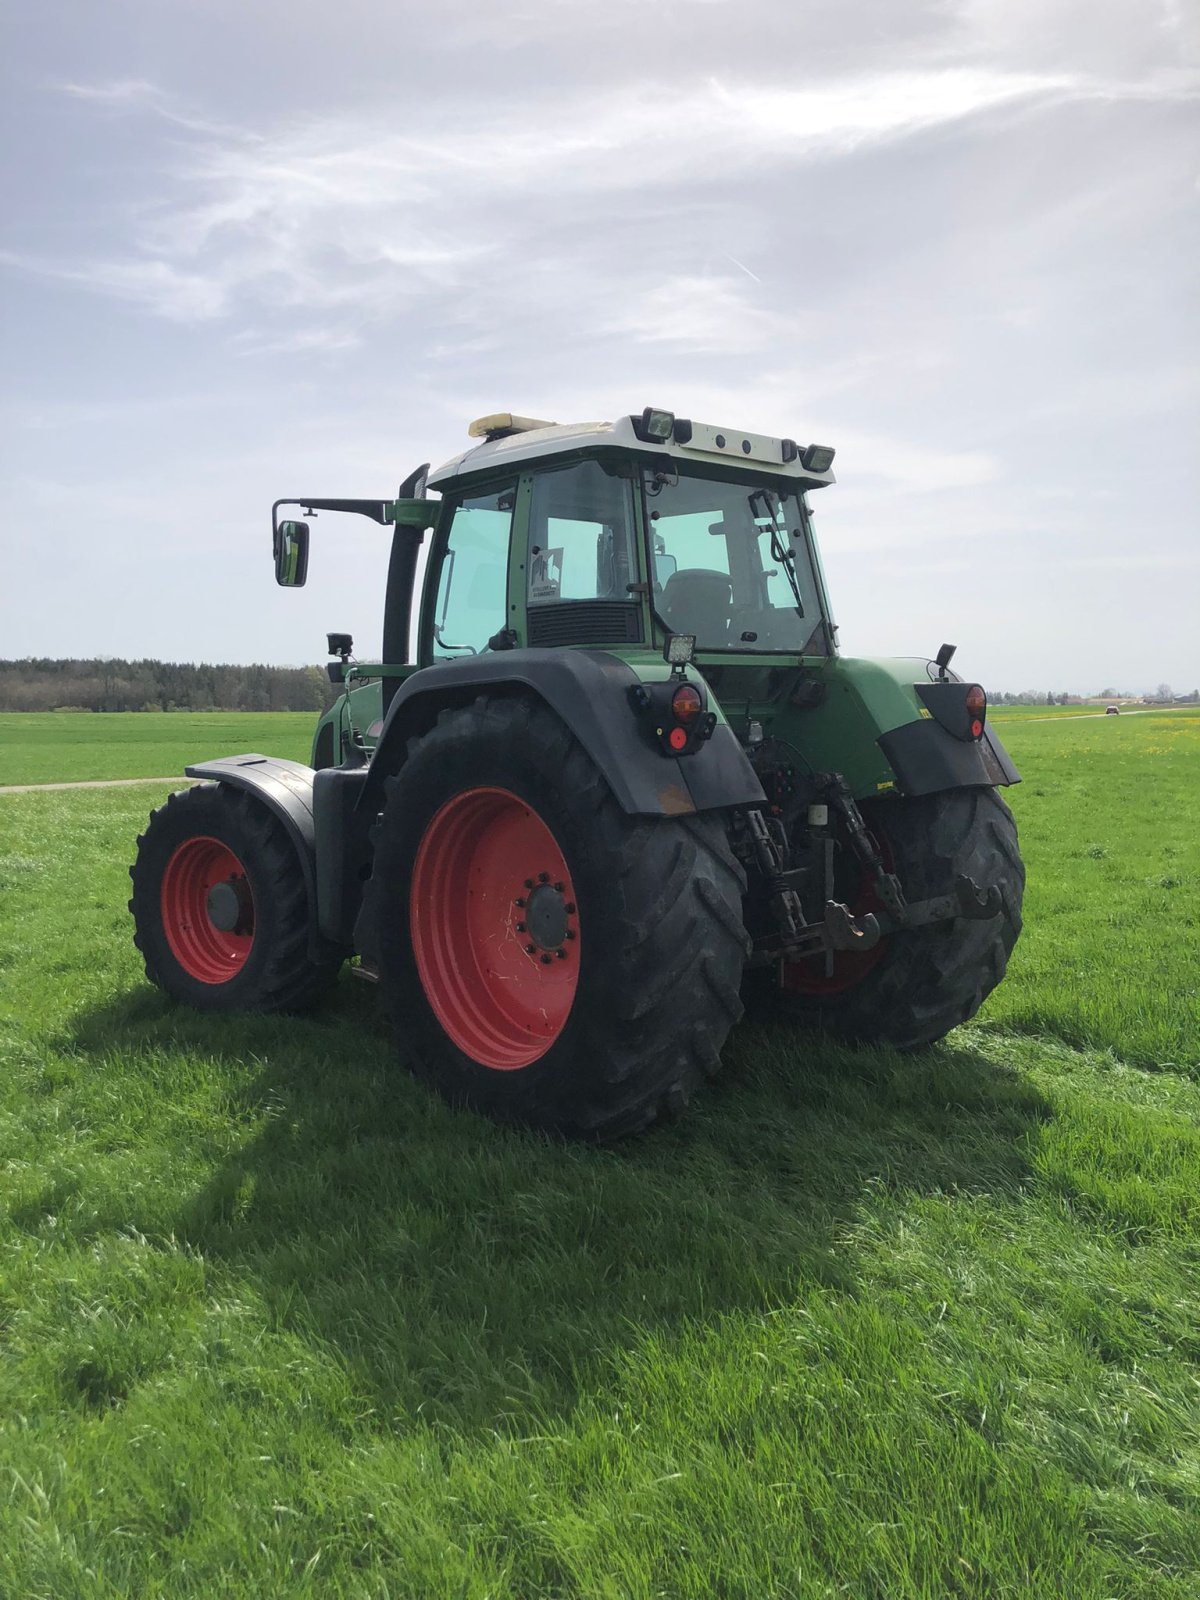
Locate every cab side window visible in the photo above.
<box><xmin>431</xmin><ymin>486</ymin><xmax>514</xmax><ymax>657</ymax></box>
<box><xmin>526</xmin><ymin>461</ymin><xmax>637</xmax><ymax>606</ymax></box>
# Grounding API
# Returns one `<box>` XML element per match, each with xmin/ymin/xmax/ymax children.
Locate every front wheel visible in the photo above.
<box><xmin>129</xmin><ymin>783</ymin><xmax>341</xmax><ymax>1012</ymax></box>
<box><xmin>763</xmin><ymin>786</ymin><xmax>1024</xmax><ymax>1049</ymax></box>
<box><xmin>365</xmin><ymin>696</ymin><xmax>750</xmax><ymax>1140</ymax></box>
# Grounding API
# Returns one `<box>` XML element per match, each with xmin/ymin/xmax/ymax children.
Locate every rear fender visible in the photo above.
<box><xmin>772</xmin><ymin>656</ymin><xmax>1020</xmax><ymax>799</ymax></box>
<box><xmin>359</xmin><ymin>649</ymin><xmax>765</xmax><ymax>818</ymax></box>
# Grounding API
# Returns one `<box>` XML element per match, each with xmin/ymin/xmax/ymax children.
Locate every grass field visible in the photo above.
<box><xmin>0</xmin><ymin>712</ymin><xmax>317</xmax><ymax>786</ymax></box>
<box><xmin>0</xmin><ymin>709</ymin><xmax>1197</xmax><ymax>1597</ymax></box>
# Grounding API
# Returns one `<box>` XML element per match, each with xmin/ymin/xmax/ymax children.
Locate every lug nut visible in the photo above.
<box><xmin>524</xmin><ymin>879</ymin><xmax>534</xmax><ymax>889</ymax></box>
<box><xmin>516</xmin><ymin>922</ymin><xmax>526</xmax><ymax>932</ymax></box>
<box><xmin>540</xmin><ymin>953</ymin><xmax>552</xmax><ymax>965</ymax></box>
<box><xmin>524</xmin><ymin>944</ymin><xmax>536</xmax><ymax>955</ymax></box>
<box><xmin>565</xmin><ymin>902</ymin><xmax>576</xmax><ymax>915</ymax></box>
<box><xmin>538</xmin><ymin>872</ymin><xmax>550</xmax><ymax>883</ymax></box>
<box><xmin>555</xmin><ymin>949</ymin><xmax>567</xmax><ymax>960</ymax></box>
<box><xmin>514</xmin><ymin>897</ymin><xmax>526</xmax><ymax>908</ymax></box>
<box><xmin>565</xmin><ymin>929</ymin><xmax>576</xmax><ymax>940</ymax></box>
<box><xmin>554</xmin><ymin>881</ymin><xmax>564</xmax><ymax>892</ymax></box>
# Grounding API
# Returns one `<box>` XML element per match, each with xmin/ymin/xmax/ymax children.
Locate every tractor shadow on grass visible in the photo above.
<box><xmin>71</xmin><ymin>981</ymin><xmax>1052</xmax><ymax>1436</ymax></box>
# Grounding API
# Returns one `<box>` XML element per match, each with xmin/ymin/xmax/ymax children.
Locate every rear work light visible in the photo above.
<box><xmin>965</xmin><ymin>684</ymin><xmax>987</xmax><ymax>739</ymax></box>
<box><xmin>663</xmin><ymin>633</ymin><xmax>696</xmax><ymax>667</ymax></box>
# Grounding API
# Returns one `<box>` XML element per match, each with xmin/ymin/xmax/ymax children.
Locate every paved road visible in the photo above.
<box><xmin>0</xmin><ymin>775</ymin><xmax>194</xmax><ymax>795</ymax></box>
<box><xmin>991</xmin><ymin>707</ymin><xmax>1196</xmax><ymax>724</ymax></box>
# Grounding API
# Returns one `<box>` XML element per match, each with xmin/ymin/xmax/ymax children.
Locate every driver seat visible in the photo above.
<box><xmin>660</xmin><ymin>569</ymin><xmax>732</xmax><ymax>648</ymax></box>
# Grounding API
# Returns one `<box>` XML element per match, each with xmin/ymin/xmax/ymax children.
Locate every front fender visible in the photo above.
<box><xmin>183</xmin><ymin>755</ymin><xmax>339</xmax><ymax>958</ymax></box>
<box><xmin>360</xmin><ymin>649</ymin><xmax>765</xmax><ymax>818</ymax></box>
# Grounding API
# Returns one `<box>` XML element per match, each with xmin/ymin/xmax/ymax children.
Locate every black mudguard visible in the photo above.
<box><xmin>359</xmin><ymin>649</ymin><xmax>766</xmax><ymax>818</ymax></box>
<box><xmin>183</xmin><ymin>755</ymin><xmax>338</xmax><ymax>958</ymax></box>
<box><xmin>876</xmin><ymin>720</ymin><xmax>1020</xmax><ymax>797</ymax></box>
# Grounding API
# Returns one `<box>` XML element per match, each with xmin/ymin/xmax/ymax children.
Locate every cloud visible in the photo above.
<box><xmin>13</xmin><ymin>60</ymin><xmax>1188</xmax><ymax>344</ymax></box>
<box><xmin>60</xmin><ymin>78</ymin><xmax>160</xmax><ymax>106</ymax></box>
<box><xmin>712</xmin><ymin>67</ymin><xmax>1080</xmax><ymax>152</ymax></box>
<box><xmin>0</xmin><ymin>249</ymin><xmax>230</xmax><ymax>320</ymax></box>
<box><xmin>230</xmin><ymin>325</ymin><xmax>364</xmax><ymax>357</ymax></box>
<box><xmin>607</xmin><ymin>275</ymin><xmax>781</xmax><ymax>353</ymax></box>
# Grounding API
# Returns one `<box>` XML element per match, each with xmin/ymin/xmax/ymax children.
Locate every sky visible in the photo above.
<box><xmin>1</xmin><ymin>0</ymin><xmax>1197</xmax><ymax>694</ymax></box>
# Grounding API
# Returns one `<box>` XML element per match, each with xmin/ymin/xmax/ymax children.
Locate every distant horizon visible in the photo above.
<box><xmin>0</xmin><ymin>653</ymin><xmax>1194</xmax><ymax>704</ymax></box>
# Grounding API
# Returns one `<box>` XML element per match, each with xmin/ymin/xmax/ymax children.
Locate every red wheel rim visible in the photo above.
<box><xmin>409</xmin><ymin>787</ymin><xmax>580</xmax><ymax>1070</ymax></box>
<box><xmin>781</xmin><ymin>829</ymin><xmax>892</xmax><ymax>997</ymax></box>
<box><xmin>160</xmin><ymin>836</ymin><xmax>255</xmax><ymax>984</ymax></box>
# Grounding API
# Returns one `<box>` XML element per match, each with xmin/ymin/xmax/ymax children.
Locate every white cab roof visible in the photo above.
<box><xmin>427</xmin><ymin>413</ymin><xmax>836</xmax><ymax>491</ymax></box>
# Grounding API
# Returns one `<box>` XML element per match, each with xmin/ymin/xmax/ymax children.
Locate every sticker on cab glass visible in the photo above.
<box><xmin>529</xmin><ymin>546</ymin><xmax>563</xmax><ymax>603</ymax></box>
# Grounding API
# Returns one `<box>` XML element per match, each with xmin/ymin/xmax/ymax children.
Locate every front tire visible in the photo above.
<box><xmin>129</xmin><ymin>784</ymin><xmax>341</xmax><ymax>1013</ymax></box>
<box><xmin>365</xmin><ymin>696</ymin><xmax>750</xmax><ymax>1140</ymax></box>
<box><xmin>767</xmin><ymin>786</ymin><xmax>1024</xmax><ymax>1049</ymax></box>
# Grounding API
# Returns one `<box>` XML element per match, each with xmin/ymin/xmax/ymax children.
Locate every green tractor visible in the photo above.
<box><xmin>129</xmin><ymin>406</ymin><xmax>1024</xmax><ymax>1139</ymax></box>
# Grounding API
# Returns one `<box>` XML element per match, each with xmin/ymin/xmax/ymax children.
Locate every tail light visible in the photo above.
<box><xmin>965</xmin><ymin>684</ymin><xmax>986</xmax><ymax>739</ymax></box>
<box><xmin>628</xmin><ymin>677</ymin><xmax>717</xmax><ymax>755</ymax></box>
<box><xmin>671</xmin><ymin>684</ymin><xmax>703</xmax><ymax>723</ymax></box>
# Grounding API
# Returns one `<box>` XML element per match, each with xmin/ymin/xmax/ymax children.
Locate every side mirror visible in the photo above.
<box><xmin>274</xmin><ymin>520</ymin><xmax>309</xmax><ymax>587</ymax></box>
<box><xmin>654</xmin><ymin>552</ymin><xmax>678</xmax><ymax>586</ymax></box>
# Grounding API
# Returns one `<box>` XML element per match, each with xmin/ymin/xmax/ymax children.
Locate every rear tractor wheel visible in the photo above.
<box><xmin>364</xmin><ymin>696</ymin><xmax>750</xmax><ymax>1140</ymax></box>
<box><xmin>129</xmin><ymin>784</ymin><xmax>341</xmax><ymax>1012</ymax></box>
<box><xmin>767</xmin><ymin>786</ymin><xmax>1024</xmax><ymax>1049</ymax></box>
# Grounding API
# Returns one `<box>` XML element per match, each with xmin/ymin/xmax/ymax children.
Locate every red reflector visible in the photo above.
<box><xmin>965</xmin><ymin>684</ymin><xmax>986</xmax><ymax>717</ymax></box>
<box><xmin>671</xmin><ymin>683</ymin><xmax>703</xmax><ymax>722</ymax></box>
<box><xmin>667</xmin><ymin>726</ymin><xmax>689</xmax><ymax>751</ymax></box>
<box><xmin>971</xmin><ymin>718</ymin><xmax>984</xmax><ymax>739</ymax></box>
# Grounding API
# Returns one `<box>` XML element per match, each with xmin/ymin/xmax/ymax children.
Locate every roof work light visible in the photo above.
<box><xmin>800</xmin><ymin>444</ymin><xmax>836</xmax><ymax>473</ymax></box>
<box><xmin>634</xmin><ymin>407</ymin><xmax>676</xmax><ymax>443</ymax></box>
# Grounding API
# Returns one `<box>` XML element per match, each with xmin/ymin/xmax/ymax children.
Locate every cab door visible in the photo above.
<box><xmin>419</xmin><ymin>483</ymin><xmax>518</xmax><ymax>664</ymax></box>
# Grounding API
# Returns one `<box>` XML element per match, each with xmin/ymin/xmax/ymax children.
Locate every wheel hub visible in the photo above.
<box><xmin>206</xmin><ymin>877</ymin><xmax>252</xmax><ymax>934</ymax></box>
<box><xmin>523</xmin><ymin>882</ymin><xmax>569</xmax><ymax>950</ymax></box>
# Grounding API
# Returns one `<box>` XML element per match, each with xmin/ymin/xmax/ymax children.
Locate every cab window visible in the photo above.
<box><xmin>526</xmin><ymin>460</ymin><xmax>638</xmax><ymax>606</ymax></box>
<box><xmin>431</xmin><ymin>486</ymin><xmax>514</xmax><ymax>657</ymax></box>
<box><xmin>644</xmin><ymin>469</ymin><xmax>827</xmax><ymax>653</ymax></box>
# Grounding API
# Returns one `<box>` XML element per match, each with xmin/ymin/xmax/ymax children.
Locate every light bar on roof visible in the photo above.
<box><xmin>679</xmin><ymin>420</ymin><xmax>791</xmax><ymax>467</ymax></box>
<box><xmin>467</xmin><ymin>412</ymin><xmax>557</xmax><ymax>440</ymax></box>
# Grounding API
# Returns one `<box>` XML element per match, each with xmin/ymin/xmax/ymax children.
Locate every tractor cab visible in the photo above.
<box><xmin>422</xmin><ymin>406</ymin><xmax>839</xmax><ymax>666</ymax></box>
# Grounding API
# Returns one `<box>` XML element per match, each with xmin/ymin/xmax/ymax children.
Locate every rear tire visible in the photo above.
<box><xmin>129</xmin><ymin>784</ymin><xmax>341</xmax><ymax>1013</ymax></box>
<box><xmin>764</xmin><ymin>786</ymin><xmax>1024</xmax><ymax>1049</ymax></box>
<box><xmin>365</xmin><ymin>696</ymin><xmax>750</xmax><ymax>1140</ymax></box>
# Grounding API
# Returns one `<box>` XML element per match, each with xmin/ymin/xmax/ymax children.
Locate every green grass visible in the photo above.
<box><xmin>0</xmin><ymin>713</ymin><xmax>1198</xmax><ymax>1596</ymax></box>
<box><xmin>985</xmin><ymin>708</ymin><xmax>1200</xmax><ymax>1073</ymax></box>
<box><xmin>0</xmin><ymin>712</ymin><xmax>316</xmax><ymax>785</ymax></box>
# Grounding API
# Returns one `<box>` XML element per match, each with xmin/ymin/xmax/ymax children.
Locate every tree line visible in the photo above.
<box><xmin>3</xmin><ymin>661</ymin><xmax>1193</xmax><ymax>716</ymax></box>
<box><xmin>0</xmin><ymin>659</ymin><xmax>337</xmax><ymax>714</ymax></box>
<box><xmin>993</xmin><ymin>688</ymin><xmax>1197</xmax><ymax>705</ymax></box>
